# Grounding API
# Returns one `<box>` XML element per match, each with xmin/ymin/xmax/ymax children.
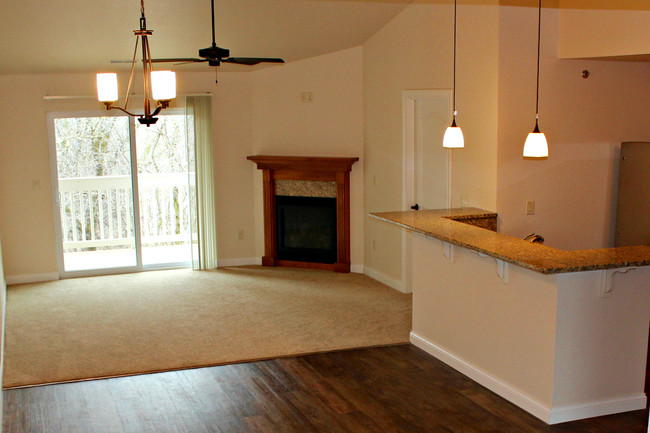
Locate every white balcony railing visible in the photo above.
<box><xmin>58</xmin><ymin>173</ymin><xmax>193</xmax><ymax>252</ymax></box>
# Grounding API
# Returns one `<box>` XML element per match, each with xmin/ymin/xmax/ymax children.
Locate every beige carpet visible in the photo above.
<box><xmin>3</xmin><ymin>266</ymin><xmax>411</xmax><ymax>388</ymax></box>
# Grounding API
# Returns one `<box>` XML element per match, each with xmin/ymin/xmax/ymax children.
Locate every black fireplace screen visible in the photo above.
<box><xmin>276</xmin><ymin>195</ymin><xmax>337</xmax><ymax>264</ymax></box>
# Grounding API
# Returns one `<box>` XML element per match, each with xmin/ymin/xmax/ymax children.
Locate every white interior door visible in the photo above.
<box><xmin>414</xmin><ymin>97</ymin><xmax>451</xmax><ymax>210</ymax></box>
<box><xmin>401</xmin><ymin>90</ymin><xmax>451</xmax><ymax>292</ymax></box>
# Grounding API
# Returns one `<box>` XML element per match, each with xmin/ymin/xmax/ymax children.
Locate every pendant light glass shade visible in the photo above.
<box><xmin>443</xmin><ymin>117</ymin><xmax>464</xmax><ymax>148</ymax></box>
<box><xmin>96</xmin><ymin>73</ymin><xmax>119</xmax><ymax>103</ymax></box>
<box><xmin>524</xmin><ymin>0</ymin><xmax>548</xmax><ymax>158</ymax></box>
<box><xmin>151</xmin><ymin>70</ymin><xmax>176</xmax><ymax>101</ymax></box>
<box><xmin>444</xmin><ymin>0</ymin><xmax>464</xmax><ymax>149</ymax></box>
<box><xmin>523</xmin><ymin>120</ymin><xmax>548</xmax><ymax>157</ymax></box>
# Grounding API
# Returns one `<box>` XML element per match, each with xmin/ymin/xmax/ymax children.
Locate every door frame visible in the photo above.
<box><xmin>401</xmin><ymin>89</ymin><xmax>452</xmax><ymax>292</ymax></box>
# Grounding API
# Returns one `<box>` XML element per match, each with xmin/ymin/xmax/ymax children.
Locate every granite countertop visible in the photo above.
<box><xmin>370</xmin><ymin>208</ymin><xmax>650</xmax><ymax>274</ymax></box>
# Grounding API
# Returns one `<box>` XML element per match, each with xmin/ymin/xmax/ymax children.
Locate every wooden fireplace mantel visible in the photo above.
<box><xmin>248</xmin><ymin>155</ymin><xmax>359</xmax><ymax>273</ymax></box>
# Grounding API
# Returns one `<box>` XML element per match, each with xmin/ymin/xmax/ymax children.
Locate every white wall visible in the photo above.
<box><xmin>496</xmin><ymin>3</ymin><xmax>650</xmax><ymax>250</ymax></box>
<box><xmin>363</xmin><ymin>2</ymin><xmax>499</xmax><ymax>285</ymax></box>
<box><xmin>250</xmin><ymin>47</ymin><xmax>365</xmax><ymax>269</ymax></box>
<box><xmin>411</xmin><ymin>233</ymin><xmax>558</xmax><ymax>414</ymax></box>
<box><xmin>410</xmin><ymin>233</ymin><xmax>650</xmax><ymax>423</ymax></box>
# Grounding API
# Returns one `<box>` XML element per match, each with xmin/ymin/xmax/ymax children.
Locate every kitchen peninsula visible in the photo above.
<box><xmin>371</xmin><ymin>208</ymin><xmax>650</xmax><ymax>425</ymax></box>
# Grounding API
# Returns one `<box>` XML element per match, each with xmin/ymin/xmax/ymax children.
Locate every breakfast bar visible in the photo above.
<box><xmin>371</xmin><ymin>208</ymin><xmax>650</xmax><ymax>425</ymax></box>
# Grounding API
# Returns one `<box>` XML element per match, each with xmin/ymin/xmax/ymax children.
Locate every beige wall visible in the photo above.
<box><xmin>0</xmin><ymin>71</ymin><xmax>258</xmax><ymax>278</ymax></box>
<box><xmin>363</xmin><ymin>2</ymin><xmax>499</xmax><ymax>285</ymax></box>
<box><xmin>496</xmin><ymin>3</ymin><xmax>650</xmax><ymax>249</ymax></box>
<box><xmin>250</xmin><ymin>47</ymin><xmax>365</xmax><ymax>268</ymax></box>
<box><xmin>559</xmin><ymin>0</ymin><xmax>650</xmax><ymax>59</ymax></box>
<box><xmin>0</xmin><ymin>48</ymin><xmax>365</xmax><ymax>278</ymax></box>
<box><xmin>3</xmin><ymin>2</ymin><xmax>650</xmax><ymax>279</ymax></box>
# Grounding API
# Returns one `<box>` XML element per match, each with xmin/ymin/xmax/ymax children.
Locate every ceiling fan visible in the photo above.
<box><xmin>152</xmin><ymin>0</ymin><xmax>284</xmax><ymax>76</ymax></box>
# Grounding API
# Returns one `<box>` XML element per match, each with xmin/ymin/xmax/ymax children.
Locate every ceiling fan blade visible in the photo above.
<box><xmin>151</xmin><ymin>58</ymin><xmax>208</xmax><ymax>64</ymax></box>
<box><xmin>222</xmin><ymin>57</ymin><xmax>285</xmax><ymax>66</ymax></box>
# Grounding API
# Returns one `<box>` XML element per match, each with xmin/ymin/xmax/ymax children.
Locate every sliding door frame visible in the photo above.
<box><xmin>48</xmin><ymin>110</ymin><xmax>143</xmax><ymax>279</ymax></box>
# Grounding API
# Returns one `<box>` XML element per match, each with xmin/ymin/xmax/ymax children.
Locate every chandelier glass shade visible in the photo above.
<box><xmin>96</xmin><ymin>0</ymin><xmax>176</xmax><ymax>126</ymax></box>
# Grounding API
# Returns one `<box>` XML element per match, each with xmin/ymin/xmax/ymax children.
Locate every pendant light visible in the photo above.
<box><xmin>96</xmin><ymin>0</ymin><xmax>176</xmax><ymax>127</ymax></box>
<box><xmin>443</xmin><ymin>0</ymin><xmax>464</xmax><ymax>149</ymax></box>
<box><xmin>523</xmin><ymin>0</ymin><xmax>548</xmax><ymax>158</ymax></box>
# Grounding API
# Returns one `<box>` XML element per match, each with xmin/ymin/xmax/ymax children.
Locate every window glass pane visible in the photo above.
<box><xmin>135</xmin><ymin>114</ymin><xmax>193</xmax><ymax>266</ymax></box>
<box><xmin>53</xmin><ymin>116</ymin><xmax>137</xmax><ymax>271</ymax></box>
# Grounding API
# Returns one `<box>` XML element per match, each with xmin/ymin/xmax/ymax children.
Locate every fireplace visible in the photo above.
<box><xmin>276</xmin><ymin>195</ymin><xmax>337</xmax><ymax>264</ymax></box>
<box><xmin>248</xmin><ymin>155</ymin><xmax>358</xmax><ymax>272</ymax></box>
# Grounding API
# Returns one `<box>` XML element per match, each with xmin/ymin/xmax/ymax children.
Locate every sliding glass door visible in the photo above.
<box><xmin>135</xmin><ymin>114</ymin><xmax>193</xmax><ymax>267</ymax></box>
<box><xmin>49</xmin><ymin>111</ymin><xmax>193</xmax><ymax>277</ymax></box>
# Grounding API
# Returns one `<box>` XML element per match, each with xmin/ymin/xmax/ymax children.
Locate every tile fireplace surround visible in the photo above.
<box><xmin>248</xmin><ymin>155</ymin><xmax>359</xmax><ymax>272</ymax></box>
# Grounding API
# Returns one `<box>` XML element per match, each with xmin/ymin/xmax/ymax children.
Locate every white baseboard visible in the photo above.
<box><xmin>363</xmin><ymin>266</ymin><xmax>405</xmax><ymax>292</ymax></box>
<box><xmin>410</xmin><ymin>332</ymin><xmax>553</xmax><ymax>423</ymax></box>
<box><xmin>216</xmin><ymin>258</ymin><xmax>262</xmax><ymax>267</ymax></box>
<box><xmin>6</xmin><ymin>272</ymin><xmax>59</xmax><ymax>285</ymax></box>
<box><xmin>548</xmin><ymin>395</ymin><xmax>647</xmax><ymax>425</ymax></box>
<box><xmin>410</xmin><ymin>332</ymin><xmax>648</xmax><ymax>425</ymax></box>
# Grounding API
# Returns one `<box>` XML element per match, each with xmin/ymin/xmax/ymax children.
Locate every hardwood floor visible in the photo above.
<box><xmin>3</xmin><ymin>344</ymin><xmax>648</xmax><ymax>433</ymax></box>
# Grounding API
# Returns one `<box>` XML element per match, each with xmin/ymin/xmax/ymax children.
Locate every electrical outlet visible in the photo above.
<box><xmin>526</xmin><ymin>200</ymin><xmax>535</xmax><ymax>215</ymax></box>
<box><xmin>237</xmin><ymin>229</ymin><xmax>244</xmax><ymax>240</ymax></box>
<box><xmin>300</xmin><ymin>91</ymin><xmax>314</xmax><ymax>103</ymax></box>
<box><xmin>372</xmin><ymin>239</ymin><xmax>376</xmax><ymax>251</ymax></box>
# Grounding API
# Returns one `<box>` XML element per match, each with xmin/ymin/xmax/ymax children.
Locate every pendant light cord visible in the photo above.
<box><xmin>452</xmin><ymin>0</ymin><xmax>457</xmax><ymax>118</ymax></box>
<box><xmin>535</xmin><ymin>0</ymin><xmax>542</xmax><ymax>119</ymax></box>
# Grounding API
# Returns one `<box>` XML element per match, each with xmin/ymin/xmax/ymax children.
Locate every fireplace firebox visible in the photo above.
<box><xmin>276</xmin><ymin>195</ymin><xmax>337</xmax><ymax>264</ymax></box>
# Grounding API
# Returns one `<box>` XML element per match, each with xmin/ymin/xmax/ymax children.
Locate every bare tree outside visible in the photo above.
<box><xmin>53</xmin><ymin>113</ymin><xmax>193</xmax><ymax>270</ymax></box>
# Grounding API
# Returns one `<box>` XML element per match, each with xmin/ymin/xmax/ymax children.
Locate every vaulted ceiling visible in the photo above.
<box><xmin>0</xmin><ymin>0</ymin><xmax>412</xmax><ymax>74</ymax></box>
<box><xmin>2</xmin><ymin>0</ymin><xmax>649</xmax><ymax>75</ymax></box>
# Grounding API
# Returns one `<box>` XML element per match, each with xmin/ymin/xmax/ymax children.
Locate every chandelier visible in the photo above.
<box><xmin>96</xmin><ymin>0</ymin><xmax>176</xmax><ymax>126</ymax></box>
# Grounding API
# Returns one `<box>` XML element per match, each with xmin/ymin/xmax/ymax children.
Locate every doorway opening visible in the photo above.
<box><xmin>49</xmin><ymin>111</ymin><xmax>194</xmax><ymax>277</ymax></box>
<box><xmin>401</xmin><ymin>90</ymin><xmax>452</xmax><ymax>292</ymax></box>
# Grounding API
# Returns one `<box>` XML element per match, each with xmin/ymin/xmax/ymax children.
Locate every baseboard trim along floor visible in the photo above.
<box><xmin>363</xmin><ymin>266</ymin><xmax>405</xmax><ymax>293</ymax></box>
<box><xmin>410</xmin><ymin>332</ymin><xmax>647</xmax><ymax>425</ymax></box>
<box><xmin>5</xmin><ymin>272</ymin><xmax>59</xmax><ymax>286</ymax></box>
